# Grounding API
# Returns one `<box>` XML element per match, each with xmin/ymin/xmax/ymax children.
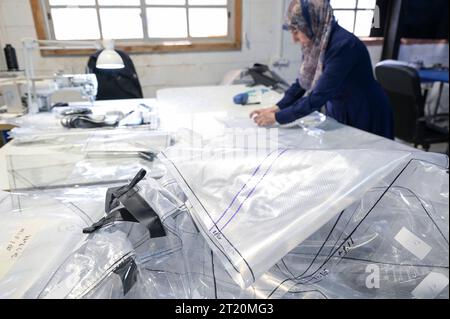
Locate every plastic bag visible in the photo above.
<box><xmin>159</xmin><ymin>146</ymin><xmax>411</xmax><ymax>288</ymax></box>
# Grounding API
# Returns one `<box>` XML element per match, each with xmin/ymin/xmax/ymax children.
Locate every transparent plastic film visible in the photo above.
<box><xmin>274</xmin><ymin>158</ymin><xmax>449</xmax><ymax>299</ymax></box>
<box><xmin>7</xmin><ymin>100</ymin><xmax>160</xmax><ymax>139</ymax></box>
<box><xmin>37</xmin><ymin>224</ymin><xmax>138</xmax><ymax>299</ymax></box>
<box><xmin>6</xmin><ymin>153</ymin><xmax>166</xmax><ymax>192</ymax></box>
<box><xmin>159</xmin><ymin>147</ymin><xmax>411</xmax><ymax>288</ymax></box>
<box><xmin>1</xmin><ymin>155</ymin><xmax>447</xmax><ymax>299</ymax></box>
<box><xmin>9</xmin><ymin>128</ymin><xmax>173</xmax><ymax>154</ymax></box>
<box><xmin>210</xmin><ymin>112</ymin><xmax>416</xmax><ymax>152</ymax></box>
<box><xmin>0</xmin><ymin>191</ymin><xmax>91</xmax><ymax>298</ymax></box>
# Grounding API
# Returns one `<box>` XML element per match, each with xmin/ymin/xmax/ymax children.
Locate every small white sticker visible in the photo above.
<box><xmin>412</xmin><ymin>272</ymin><xmax>449</xmax><ymax>299</ymax></box>
<box><xmin>394</xmin><ymin>227</ymin><xmax>432</xmax><ymax>260</ymax></box>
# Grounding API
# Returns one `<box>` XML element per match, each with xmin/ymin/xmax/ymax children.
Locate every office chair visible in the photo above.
<box><xmin>87</xmin><ymin>50</ymin><xmax>144</xmax><ymax>101</ymax></box>
<box><xmin>375</xmin><ymin>61</ymin><xmax>449</xmax><ymax>151</ymax></box>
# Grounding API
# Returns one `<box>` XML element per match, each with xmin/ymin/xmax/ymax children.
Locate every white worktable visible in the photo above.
<box><xmin>0</xmin><ymin>85</ymin><xmax>278</xmax><ymax>190</ymax></box>
<box><xmin>0</xmin><ymin>98</ymin><xmax>157</xmax><ymax>190</ymax></box>
<box><xmin>0</xmin><ymin>85</ymin><xmax>416</xmax><ymax>191</ymax></box>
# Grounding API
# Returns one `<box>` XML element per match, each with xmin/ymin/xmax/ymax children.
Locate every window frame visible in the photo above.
<box><xmin>332</xmin><ymin>0</ymin><xmax>377</xmax><ymax>37</ymax></box>
<box><xmin>30</xmin><ymin>0</ymin><xmax>242</xmax><ymax>56</ymax></box>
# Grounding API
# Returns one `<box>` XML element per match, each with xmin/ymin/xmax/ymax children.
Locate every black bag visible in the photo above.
<box><xmin>87</xmin><ymin>50</ymin><xmax>144</xmax><ymax>100</ymax></box>
<box><xmin>248</xmin><ymin>63</ymin><xmax>289</xmax><ymax>93</ymax></box>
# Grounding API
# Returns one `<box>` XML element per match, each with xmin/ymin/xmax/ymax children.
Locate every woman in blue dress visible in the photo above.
<box><xmin>251</xmin><ymin>0</ymin><xmax>394</xmax><ymax>139</ymax></box>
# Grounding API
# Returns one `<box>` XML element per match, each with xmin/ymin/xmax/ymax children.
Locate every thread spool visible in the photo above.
<box><xmin>4</xmin><ymin>44</ymin><xmax>19</xmax><ymax>71</ymax></box>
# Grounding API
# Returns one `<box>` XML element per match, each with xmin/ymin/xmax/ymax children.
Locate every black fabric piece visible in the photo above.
<box><xmin>247</xmin><ymin>63</ymin><xmax>289</xmax><ymax>92</ymax></box>
<box><xmin>60</xmin><ymin>108</ymin><xmax>92</xmax><ymax>116</ymax></box>
<box><xmin>84</xmin><ymin>169</ymin><xmax>166</xmax><ymax>238</ymax></box>
<box><xmin>60</xmin><ymin>115</ymin><xmax>119</xmax><ymax>129</ymax></box>
<box><xmin>87</xmin><ymin>50</ymin><xmax>143</xmax><ymax>101</ymax></box>
<box><xmin>119</xmin><ymin>188</ymin><xmax>166</xmax><ymax>238</ymax></box>
<box><xmin>105</xmin><ymin>169</ymin><xmax>147</xmax><ymax>212</ymax></box>
<box><xmin>83</xmin><ymin>208</ymin><xmax>137</xmax><ymax>234</ymax></box>
<box><xmin>113</xmin><ymin>256</ymin><xmax>138</xmax><ymax>296</ymax></box>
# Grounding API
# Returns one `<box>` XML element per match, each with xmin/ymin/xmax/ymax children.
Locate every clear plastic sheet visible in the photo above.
<box><xmin>8</xmin><ymin>128</ymin><xmax>173</xmax><ymax>153</ymax></box>
<box><xmin>15</xmin><ymin>177</ymin><xmax>302</xmax><ymax>299</ymax></box>
<box><xmin>37</xmin><ymin>223</ymin><xmax>143</xmax><ymax>299</ymax></box>
<box><xmin>5</xmin><ymin>112</ymin><xmax>63</xmax><ymax>136</ymax></box>
<box><xmin>5</xmin><ymin>126</ymin><xmax>173</xmax><ymax>193</ymax></box>
<box><xmin>6</xmin><ymin>100</ymin><xmax>160</xmax><ymax>139</ymax></box>
<box><xmin>0</xmin><ymin>191</ymin><xmax>94</xmax><ymax>298</ymax></box>
<box><xmin>276</xmin><ymin>158</ymin><xmax>449</xmax><ymax>299</ymax></box>
<box><xmin>6</xmin><ymin>153</ymin><xmax>167</xmax><ymax>192</ymax></box>
<box><xmin>0</xmin><ymin>186</ymin><xmax>156</xmax><ymax>299</ymax></box>
<box><xmin>1</xmin><ymin>105</ymin><xmax>448</xmax><ymax>299</ymax></box>
<box><xmin>42</xmin><ymin>157</ymin><xmax>450</xmax><ymax>299</ymax></box>
<box><xmin>159</xmin><ymin>146</ymin><xmax>411</xmax><ymax>288</ymax></box>
<box><xmin>212</xmin><ymin>112</ymin><xmax>414</xmax><ymax>151</ymax></box>
<box><xmin>125</xmin><ymin>157</ymin><xmax>449</xmax><ymax>299</ymax></box>
<box><xmin>1</xmin><ymin>154</ymin><xmax>448</xmax><ymax>299</ymax></box>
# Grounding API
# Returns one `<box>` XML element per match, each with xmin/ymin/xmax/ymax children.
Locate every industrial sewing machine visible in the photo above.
<box><xmin>0</xmin><ymin>73</ymin><xmax>98</xmax><ymax>113</ymax></box>
<box><xmin>32</xmin><ymin>73</ymin><xmax>98</xmax><ymax>112</ymax></box>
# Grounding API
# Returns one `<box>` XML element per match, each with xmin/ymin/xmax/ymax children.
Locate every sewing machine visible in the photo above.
<box><xmin>0</xmin><ymin>73</ymin><xmax>98</xmax><ymax>113</ymax></box>
<box><xmin>33</xmin><ymin>73</ymin><xmax>98</xmax><ymax>112</ymax></box>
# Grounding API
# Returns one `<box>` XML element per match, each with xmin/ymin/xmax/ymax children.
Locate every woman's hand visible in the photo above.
<box><xmin>250</xmin><ymin>106</ymin><xmax>279</xmax><ymax>127</ymax></box>
<box><xmin>254</xmin><ymin>112</ymin><xmax>276</xmax><ymax>126</ymax></box>
<box><xmin>249</xmin><ymin>106</ymin><xmax>279</xmax><ymax>119</ymax></box>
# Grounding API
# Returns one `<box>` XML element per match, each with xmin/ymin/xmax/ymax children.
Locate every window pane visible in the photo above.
<box><xmin>330</xmin><ymin>0</ymin><xmax>356</xmax><ymax>9</ymax></box>
<box><xmin>99</xmin><ymin>0</ymin><xmax>140</xmax><ymax>5</ymax></box>
<box><xmin>189</xmin><ymin>8</ymin><xmax>228</xmax><ymax>37</ymax></box>
<box><xmin>188</xmin><ymin>0</ymin><xmax>227</xmax><ymax>5</ymax></box>
<box><xmin>49</xmin><ymin>0</ymin><xmax>95</xmax><ymax>5</ymax></box>
<box><xmin>51</xmin><ymin>8</ymin><xmax>100</xmax><ymax>40</ymax></box>
<box><xmin>100</xmin><ymin>9</ymin><xmax>143</xmax><ymax>39</ymax></box>
<box><xmin>354</xmin><ymin>10</ymin><xmax>374</xmax><ymax>36</ymax></box>
<box><xmin>357</xmin><ymin>0</ymin><xmax>376</xmax><ymax>9</ymax></box>
<box><xmin>146</xmin><ymin>0</ymin><xmax>186</xmax><ymax>5</ymax></box>
<box><xmin>147</xmin><ymin>8</ymin><xmax>188</xmax><ymax>38</ymax></box>
<box><xmin>334</xmin><ymin>10</ymin><xmax>355</xmax><ymax>33</ymax></box>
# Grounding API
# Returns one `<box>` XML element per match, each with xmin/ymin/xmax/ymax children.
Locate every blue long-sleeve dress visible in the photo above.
<box><xmin>275</xmin><ymin>22</ymin><xmax>394</xmax><ymax>139</ymax></box>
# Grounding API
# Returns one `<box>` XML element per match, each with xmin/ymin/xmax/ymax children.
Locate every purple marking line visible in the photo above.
<box><xmin>219</xmin><ymin>149</ymin><xmax>289</xmax><ymax>232</ymax></box>
<box><xmin>209</xmin><ymin>150</ymin><xmax>277</xmax><ymax>231</ymax></box>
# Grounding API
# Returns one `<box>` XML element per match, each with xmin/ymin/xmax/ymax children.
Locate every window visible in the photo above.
<box><xmin>30</xmin><ymin>0</ymin><xmax>242</xmax><ymax>54</ymax></box>
<box><xmin>330</xmin><ymin>0</ymin><xmax>378</xmax><ymax>37</ymax></box>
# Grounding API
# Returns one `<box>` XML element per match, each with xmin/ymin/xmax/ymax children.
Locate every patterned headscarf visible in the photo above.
<box><xmin>284</xmin><ymin>0</ymin><xmax>334</xmax><ymax>93</ymax></box>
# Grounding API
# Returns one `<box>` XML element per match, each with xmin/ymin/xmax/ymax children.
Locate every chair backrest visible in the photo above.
<box><xmin>375</xmin><ymin>61</ymin><xmax>424</xmax><ymax>142</ymax></box>
<box><xmin>87</xmin><ymin>50</ymin><xmax>143</xmax><ymax>101</ymax></box>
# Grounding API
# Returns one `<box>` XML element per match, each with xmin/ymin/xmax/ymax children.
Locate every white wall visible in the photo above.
<box><xmin>0</xmin><ymin>26</ymin><xmax>5</xmax><ymax>71</ymax></box>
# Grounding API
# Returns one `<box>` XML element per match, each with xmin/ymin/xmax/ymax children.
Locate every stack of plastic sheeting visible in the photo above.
<box><xmin>0</xmin><ymin>186</ymin><xmax>162</xmax><ymax>299</ymax></box>
<box><xmin>1</xmin><ymin>111</ymin><xmax>448</xmax><ymax>299</ymax></box>
<box><xmin>277</xmin><ymin>158</ymin><xmax>449</xmax><ymax>299</ymax></box>
<box><xmin>158</xmin><ymin>147</ymin><xmax>411</xmax><ymax>288</ymax></box>
<box><xmin>0</xmin><ymin>189</ymin><xmax>102</xmax><ymax>298</ymax></box>
<box><xmin>6</xmin><ymin>153</ymin><xmax>166</xmax><ymax>191</ymax></box>
<box><xmin>5</xmin><ymin>100</ymin><xmax>160</xmax><ymax>139</ymax></box>
<box><xmin>4</xmin><ymin>127</ymin><xmax>173</xmax><ymax>192</ymax></box>
<box><xmin>0</xmin><ymin>152</ymin><xmax>448</xmax><ymax>298</ymax></box>
<box><xmin>8</xmin><ymin>128</ymin><xmax>173</xmax><ymax>153</ymax></box>
<box><xmin>127</xmin><ymin>155</ymin><xmax>450</xmax><ymax>299</ymax></box>
<box><xmin>0</xmin><ymin>182</ymin><xmax>293</xmax><ymax>299</ymax></box>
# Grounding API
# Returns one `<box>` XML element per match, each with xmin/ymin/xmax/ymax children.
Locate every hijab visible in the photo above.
<box><xmin>284</xmin><ymin>0</ymin><xmax>334</xmax><ymax>93</ymax></box>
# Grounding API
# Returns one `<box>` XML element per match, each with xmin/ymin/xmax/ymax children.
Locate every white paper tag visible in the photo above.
<box><xmin>412</xmin><ymin>272</ymin><xmax>449</xmax><ymax>299</ymax></box>
<box><xmin>0</xmin><ymin>221</ymin><xmax>43</xmax><ymax>280</ymax></box>
<box><xmin>394</xmin><ymin>227</ymin><xmax>432</xmax><ymax>260</ymax></box>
